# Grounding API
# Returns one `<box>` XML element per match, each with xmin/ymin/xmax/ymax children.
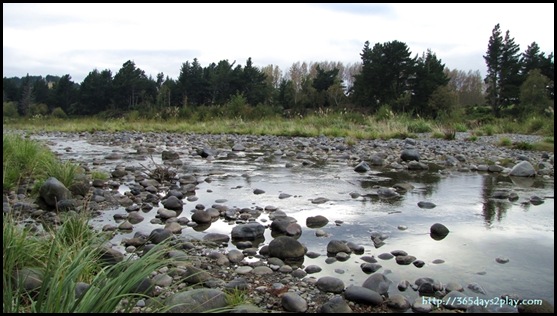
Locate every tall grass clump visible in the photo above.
<box><xmin>42</xmin><ymin>160</ymin><xmax>82</xmax><ymax>188</ymax></box>
<box><xmin>3</xmin><ymin>212</ymin><xmax>174</xmax><ymax>313</ymax></box>
<box><xmin>3</xmin><ymin>133</ymin><xmax>56</xmax><ymax>191</ymax></box>
<box><xmin>407</xmin><ymin>119</ymin><xmax>433</xmax><ymax>133</ymax></box>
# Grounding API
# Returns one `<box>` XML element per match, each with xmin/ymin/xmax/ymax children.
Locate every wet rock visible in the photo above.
<box><xmin>360</xmin><ymin>263</ymin><xmax>382</xmax><ymax>274</ymax></box>
<box><xmin>165</xmin><ymin>288</ymin><xmax>227</xmax><ymax>313</ymax></box>
<box><xmin>430</xmin><ymin>223</ymin><xmax>450</xmax><ymax>240</ymax></box>
<box><xmin>306</xmin><ymin>215</ymin><xmax>329</xmax><ymax>228</ymax></box>
<box><xmin>281</xmin><ymin>292</ymin><xmax>308</xmax><ymax>312</ymax></box>
<box><xmin>401</xmin><ymin>148</ymin><xmax>420</xmax><ymax>162</ymax></box>
<box><xmin>268</xmin><ymin>236</ymin><xmax>306</xmax><ymax>263</ymax></box>
<box><xmin>386</xmin><ymin>294</ymin><xmax>411</xmax><ymax>311</ymax></box>
<box><xmin>326</xmin><ymin>240</ymin><xmax>352</xmax><ymax>255</ymax></box>
<box><xmin>318</xmin><ymin>295</ymin><xmax>353</xmax><ymax>313</ymax></box>
<box><xmin>316</xmin><ymin>276</ymin><xmax>345</xmax><ymax>294</ymax></box>
<box><xmin>354</xmin><ymin>161</ymin><xmax>371</xmax><ymax>172</ymax></box>
<box><xmin>38</xmin><ymin>177</ymin><xmax>71</xmax><ymax>208</ymax></box>
<box><xmin>417</xmin><ymin>201</ymin><xmax>436</xmax><ymax>209</ymax></box>
<box><xmin>510</xmin><ymin>161</ymin><xmax>536</xmax><ymax>177</ymax></box>
<box><xmin>344</xmin><ymin>285</ymin><xmax>383</xmax><ymax>306</ymax></box>
<box><xmin>362</xmin><ymin>273</ymin><xmax>392</xmax><ymax>296</ymax></box>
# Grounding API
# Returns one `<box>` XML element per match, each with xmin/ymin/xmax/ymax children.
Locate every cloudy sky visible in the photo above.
<box><xmin>3</xmin><ymin>3</ymin><xmax>554</xmax><ymax>83</ymax></box>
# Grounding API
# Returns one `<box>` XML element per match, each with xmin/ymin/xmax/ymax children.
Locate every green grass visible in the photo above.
<box><xmin>3</xmin><ymin>133</ymin><xmax>85</xmax><ymax>192</ymax></box>
<box><xmin>3</xmin><ymin>212</ymin><xmax>175</xmax><ymax>313</ymax></box>
<box><xmin>3</xmin><ymin>133</ymin><xmax>56</xmax><ymax>191</ymax></box>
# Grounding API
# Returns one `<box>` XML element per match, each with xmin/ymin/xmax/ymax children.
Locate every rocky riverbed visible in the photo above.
<box><xmin>4</xmin><ymin>130</ymin><xmax>554</xmax><ymax>313</ymax></box>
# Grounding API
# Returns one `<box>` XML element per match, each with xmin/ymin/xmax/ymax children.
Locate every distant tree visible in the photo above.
<box><xmin>51</xmin><ymin>74</ymin><xmax>79</xmax><ymax>115</ymax></box>
<box><xmin>178</xmin><ymin>58</ymin><xmax>210</xmax><ymax>106</ymax></box>
<box><xmin>288</xmin><ymin>61</ymin><xmax>309</xmax><ymax>108</ymax></box>
<box><xmin>203</xmin><ymin>59</ymin><xmax>239</xmax><ymax>105</ymax></box>
<box><xmin>445</xmin><ymin>69</ymin><xmax>485</xmax><ymax>107</ymax></box>
<box><xmin>484</xmin><ymin>24</ymin><xmax>521</xmax><ymax>116</ymax></box>
<box><xmin>240</xmin><ymin>57</ymin><xmax>269</xmax><ymax>105</ymax></box>
<box><xmin>427</xmin><ymin>85</ymin><xmax>459</xmax><ymax>120</ymax></box>
<box><xmin>520</xmin><ymin>42</ymin><xmax>554</xmax><ymax>100</ymax></box>
<box><xmin>277</xmin><ymin>78</ymin><xmax>296</xmax><ymax>112</ymax></box>
<box><xmin>18</xmin><ymin>74</ymin><xmax>34</xmax><ymax>116</ymax></box>
<box><xmin>518</xmin><ymin>69</ymin><xmax>551</xmax><ymax>116</ymax></box>
<box><xmin>410</xmin><ymin>49</ymin><xmax>450</xmax><ymax>117</ymax></box>
<box><xmin>79</xmin><ymin>69</ymin><xmax>113</xmax><ymax>115</ymax></box>
<box><xmin>312</xmin><ymin>65</ymin><xmax>340</xmax><ymax>108</ymax></box>
<box><xmin>499</xmin><ymin>30</ymin><xmax>522</xmax><ymax>108</ymax></box>
<box><xmin>484</xmin><ymin>24</ymin><xmax>504</xmax><ymax>116</ymax></box>
<box><xmin>351</xmin><ymin>40</ymin><xmax>417</xmax><ymax>112</ymax></box>
<box><xmin>3</xmin><ymin>77</ymin><xmax>19</xmax><ymax>102</ymax></box>
<box><xmin>32</xmin><ymin>77</ymin><xmax>50</xmax><ymax>106</ymax></box>
<box><xmin>112</xmin><ymin>60</ymin><xmax>155</xmax><ymax>111</ymax></box>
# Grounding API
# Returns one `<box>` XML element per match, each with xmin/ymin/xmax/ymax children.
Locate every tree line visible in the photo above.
<box><xmin>3</xmin><ymin>24</ymin><xmax>553</xmax><ymax>121</ymax></box>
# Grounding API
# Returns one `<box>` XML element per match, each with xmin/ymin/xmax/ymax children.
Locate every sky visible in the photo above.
<box><xmin>3</xmin><ymin>3</ymin><xmax>555</xmax><ymax>84</ymax></box>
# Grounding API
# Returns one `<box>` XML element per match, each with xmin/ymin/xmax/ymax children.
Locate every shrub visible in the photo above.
<box><xmin>52</xmin><ymin>107</ymin><xmax>68</xmax><ymax>119</ymax></box>
<box><xmin>3</xmin><ymin>101</ymin><xmax>19</xmax><ymax>118</ymax></box>
<box><xmin>408</xmin><ymin>120</ymin><xmax>432</xmax><ymax>133</ymax></box>
<box><xmin>498</xmin><ymin>137</ymin><xmax>512</xmax><ymax>147</ymax></box>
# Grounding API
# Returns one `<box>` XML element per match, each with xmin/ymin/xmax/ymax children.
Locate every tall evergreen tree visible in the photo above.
<box><xmin>410</xmin><ymin>49</ymin><xmax>449</xmax><ymax>117</ymax></box>
<box><xmin>112</xmin><ymin>60</ymin><xmax>155</xmax><ymax>111</ymax></box>
<box><xmin>483</xmin><ymin>24</ymin><xmax>521</xmax><ymax>116</ymax></box>
<box><xmin>79</xmin><ymin>69</ymin><xmax>113</xmax><ymax>115</ymax></box>
<box><xmin>52</xmin><ymin>74</ymin><xmax>79</xmax><ymax>115</ymax></box>
<box><xmin>499</xmin><ymin>30</ymin><xmax>521</xmax><ymax>108</ymax></box>
<box><xmin>484</xmin><ymin>23</ymin><xmax>504</xmax><ymax>116</ymax></box>
<box><xmin>351</xmin><ymin>40</ymin><xmax>416</xmax><ymax>112</ymax></box>
<box><xmin>241</xmin><ymin>57</ymin><xmax>269</xmax><ymax>106</ymax></box>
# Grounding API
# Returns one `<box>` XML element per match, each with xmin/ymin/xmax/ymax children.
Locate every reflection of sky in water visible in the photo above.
<box><xmin>36</xmin><ymin>135</ymin><xmax>554</xmax><ymax>306</ymax></box>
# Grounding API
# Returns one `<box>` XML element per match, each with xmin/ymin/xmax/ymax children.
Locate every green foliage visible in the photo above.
<box><xmin>484</xmin><ymin>24</ymin><xmax>524</xmax><ymax>117</ymax></box>
<box><xmin>512</xmin><ymin>141</ymin><xmax>534</xmax><ymax>150</ymax></box>
<box><xmin>452</xmin><ymin>123</ymin><xmax>468</xmax><ymax>132</ymax></box>
<box><xmin>30</xmin><ymin>103</ymin><xmax>49</xmax><ymax>117</ymax></box>
<box><xmin>407</xmin><ymin>119</ymin><xmax>432</xmax><ymax>133</ymax></box>
<box><xmin>43</xmin><ymin>160</ymin><xmax>82</xmax><ymax>189</ymax></box>
<box><xmin>352</xmin><ymin>40</ymin><xmax>417</xmax><ymax>111</ymax></box>
<box><xmin>91</xmin><ymin>170</ymin><xmax>109</xmax><ymax>181</ymax></box>
<box><xmin>3</xmin><ymin>133</ymin><xmax>55</xmax><ymax>190</ymax></box>
<box><xmin>498</xmin><ymin>137</ymin><xmax>512</xmax><ymax>146</ymax></box>
<box><xmin>481</xmin><ymin>124</ymin><xmax>496</xmax><ymax>136</ymax></box>
<box><xmin>3</xmin><ymin>101</ymin><xmax>19</xmax><ymax>118</ymax></box>
<box><xmin>3</xmin><ymin>212</ymin><xmax>174</xmax><ymax>313</ymax></box>
<box><xmin>525</xmin><ymin>116</ymin><xmax>546</xmax><ymax>134</ymax></box>
<box><xmin>375</xmin><ymin>104</ymin><xmax>395</xmax><ymax>121</ymax></box>
<box><xmin>224</xmin><ymin>288</ymin><xmax>250</xmax><ymax>307</ymax></box>
<box><xmin>466</xmin><ymin>135</ymin><xmax>478</xmax><ymax>142</ymax></box>
<box><xmin>226</xmin><ymin>92</ymin><xmax>250</xmax><ymax>118</ymax></box>
<box><xmin>519</xmin><ymin>69</ymin><xmax>551</xmax><ymax>115</ymax></box>
<box><xmin>431</xmin><ymin>131</ymin><xmax>444</xmax><ymax>139</ymax></box>
<box><xmin>52</xmin><ymin>107</ymin><xmax>68</xmax><ymax>119</ymax></box>
<box><xmin>126</xmin><ymin>110</ymin><xmax>141</xmax><ymax>122</ymax></box>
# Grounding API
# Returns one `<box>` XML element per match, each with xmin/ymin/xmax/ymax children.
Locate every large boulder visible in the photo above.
<box><xmin>38</xmin><ymin>177</ymin><xmax>71</xmax><ymax>208</ymax></box>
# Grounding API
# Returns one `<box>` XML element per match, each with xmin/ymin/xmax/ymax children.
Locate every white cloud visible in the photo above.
<box><xmin>3</xmin><ymin>3</ymin><xmax>554</xmax><ymax>83</ymax></box>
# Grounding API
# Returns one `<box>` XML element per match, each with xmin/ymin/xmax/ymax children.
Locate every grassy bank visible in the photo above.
<box><xmin>4</xmin><ymin>111</ymin><xmax>554</xmax><ymax>153</ymax></box>
<box><xmin>4</xmin><ymin>111</ymin><xmax>554</xmax><ymax>139</ymax></box>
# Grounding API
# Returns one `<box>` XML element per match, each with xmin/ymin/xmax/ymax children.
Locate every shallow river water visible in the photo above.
<box><xmin>34</xmin><ymin>133</ymin><xmax>554</xmax><ymax>308</ymax></box>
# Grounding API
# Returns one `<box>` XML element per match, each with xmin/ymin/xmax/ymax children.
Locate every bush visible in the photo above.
<box><xmin>375</xmin><ymin>105</ymin><xmax>394</xmax><ymax>121</ymax></box>
<box><xmin>30</xmin><ymin>103</ymin><xmax>49</xmax><ymax>116</ymax></box>
<box><xmin>52</xmin><ymin>107</ymin><xmax>68</xmax><ymax>119</ymax></box>
<box><xmin>407</xmin><ymin>120</ymin><xmax>432</xmax><ymax>133</ymax></box>
<box><xmin>3</xmin><ymin>101</ymin><xmax>19</xmax><ymax>118</ymax></box>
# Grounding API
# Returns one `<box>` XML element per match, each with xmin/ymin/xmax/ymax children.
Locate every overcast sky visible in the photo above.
<box><xmin>3</xmin><ymin>3</ymin><xmax>554</xmax><ymax>83</ymax></box>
